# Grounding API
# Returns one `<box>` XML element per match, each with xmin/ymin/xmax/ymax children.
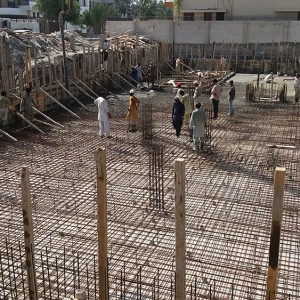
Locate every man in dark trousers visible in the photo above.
<box><xmin>172</xmin><ymin>96</ymin><xmax>185</xmax><ymax>138</ymax></box>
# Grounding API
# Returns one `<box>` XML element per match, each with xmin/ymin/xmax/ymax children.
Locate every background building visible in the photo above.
<box><xmin>178</xmin><ymin>0</ymin><xmax>300</xmax><ymax>21</ymax></box>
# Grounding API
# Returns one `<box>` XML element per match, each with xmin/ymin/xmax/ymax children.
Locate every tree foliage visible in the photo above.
<box><xmin>113</xmin><ymin>0</ymin><xmax>173</xmax><ymax>19</ymax></box>
<box><xmin>81</xmin><ymin>4</ymin><xmax>113</xmax><ymax>33</ymax></box>
<box><xmin>35</xmin><ymin>0</ymin><xmax>80</xmax><ymax>23</ymax></box>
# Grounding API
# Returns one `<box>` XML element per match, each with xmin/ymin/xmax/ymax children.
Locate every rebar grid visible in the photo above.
<box><xmin>0</xmin><ymin>82</ymin><xmax>299</xmax><ymax>299</ymax></box>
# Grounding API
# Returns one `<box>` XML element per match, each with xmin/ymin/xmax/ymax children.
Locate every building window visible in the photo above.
<box><xmin>298</xmin><ymin>12</ymin><xmax>300</xmax><ymax>20</ymax></box>
<box><xmin>183</xmin><ymin>13</ymin><xmax>194</xmax><ymax>21</ymax></box>
<box><xmin>216</xmin><ymin>12</ymin><xmax>225</xmax><ymax>21</ymax></box>
<box><xmin>8</xmin><ymin>0</ymin><xmax>16</xmax><ymax>8</ymax></box>
<box><xmin>204</xmin><ymin>12</ymin><xmax>212</xmax><ymax>21</ymax></box>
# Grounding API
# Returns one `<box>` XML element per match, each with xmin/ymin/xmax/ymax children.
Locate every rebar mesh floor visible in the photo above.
<box><xmin>0</xmin><ymin>81</ymin><xmax>300</xmax><ymax>299</ymax></box>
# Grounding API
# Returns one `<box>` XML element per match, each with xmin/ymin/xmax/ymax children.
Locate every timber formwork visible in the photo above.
<box><xmin>0</xmin><ymin>83</ymin><xmax>300</xmax><ymax>299</ymax></box>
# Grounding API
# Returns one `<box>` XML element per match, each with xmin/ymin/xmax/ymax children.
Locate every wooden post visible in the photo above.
<box><xmin>235</xmin><ymin>44</ymin><xmax>239</xmax><ymax>72</ymax></box>
<box><xmin>21</xmin><ymin>166</ymin><xmax>38</xmax><ymax>300</ymax></box>
<box><xmin>95</xmin><ymin>148</ymin><xmax>108</xmax><ymax>300</ymax></box>
<box><xmin>265</xmin><ymin>167</ymin><xmax>286</xmax><ymax>300</ymax></box>
<box><xmin>175</xmin><ymin>158</ymin><xmax>186</xmax><ymax>300</ymax></box>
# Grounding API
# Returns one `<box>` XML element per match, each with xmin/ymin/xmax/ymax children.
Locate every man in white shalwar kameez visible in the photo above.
<box><xmin>94</xmin><ymin>95</ymin><xmax>111</xmax><ymax>137</ymax></box>
<box><xmin>189</xmin><ymin>102</ymin><xmax>207</xmax><ymax>152</ymax></box>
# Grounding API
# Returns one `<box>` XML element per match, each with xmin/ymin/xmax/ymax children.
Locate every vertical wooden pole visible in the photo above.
<box><xmin>235</xmin><ymin>44</ymin><xmax>239</xmax><ymax>72</ymax></box>
<box><xmin>175</xmin><ymin>158</ymin><xmax>186</xmax><ymax>300</ymax></box>
<box><xmin>95</xmin><ymin>148</ymin><xmax>108</xmax><ymax>300</ymax></box>
<box><xmin>135</xmin><ymin>33</ymin><xmax>139</xmax><ymax>65</ymax></box>
<box><xmin>265</xmin><ymin>167</ymin><xmax>286</xmax><ymax>300</ymax></box>
<box><xmin>21</xmin><ymin>166</ymin><xmax>38</xmax><ymax>300</ymax></box>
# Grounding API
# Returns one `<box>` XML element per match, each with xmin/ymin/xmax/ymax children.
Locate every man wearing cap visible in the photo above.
<box><xmin>126</xmin><ymin>89</ymin><xmax>140</xmax><ymax>132</ymax></box>
<box><xmin>172</xmin><ymin>96</ymin><xmax>185</xmax><ymax>138</ymax></box>
<box><xmin>94</xmin><ymin>92</ymin><xmax>112</xmax><ymax>138</ymax></box>
<box><xmin>189</xmin><ymin>102</ymin><xmax>207</xmax><ymax>152</ymax></box>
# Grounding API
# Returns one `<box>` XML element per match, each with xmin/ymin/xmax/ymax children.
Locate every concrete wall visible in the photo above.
<box><xmin>106</xmin><ymin>20</ymin><xmax>300</xmax><ymax>44</ymax></box>
<box><xmin>180</xmin><ymin>0</ymin><xmax>300</xmax><ymax>17</ymax></box>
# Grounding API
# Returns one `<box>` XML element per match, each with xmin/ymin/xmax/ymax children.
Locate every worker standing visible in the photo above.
<box><xmin>94</xmin><ymin>93</ymin><xmax>112</xmax><ymax>138</ymax></box>
<box><xmin>135</xmin><ymin>62</ymin><xmax>143</xmax><ymax>83</ymax></box>
<box><xmin>20</xmin><ymin>87</ymin><xmax>35</xmax><ymax>122</ymax></box>
<box><xmin>172</xmin><ymin>96</ymin><xmax>185</xmax><ymax>138</ymax></box>
<box><xmin>193</xmin><ymin>81</ymin><xmax>202</xmax><ymax>105</ymax></box>
<box><xmin>189</xmin><ymin>102</ymin><xmax>207</xmax><ymax>152</ymax></box>
<box><xmin>126</xmin><ymin>89</ymin><xmax>140</xmax><ymax>132</ymax></box>
<box><xmin>228</xmin><ymin>80</ymin><xmax>235</xmax><ymax>116</ymax></box>
<box><xmin>0</xmin><ymin>91</ymin><xmax>11</xmax><ymax>130</ymax></box>
<box><xmin>210</xmin><ymin>79</ymin><xmax>222</xmax><ymax>119</ymax></box>
<box><xmin>179</xmin><ymin>89</ymin><xmax>192</xmax><ymax>124</ymax></box>
<box><xmin>294</xmin><ymin>73</ymin><xmax>300</xmax><ymax>103</ymax></box>
<box><xmin>147</xmin><ymin>62</ymin><xmax>156</xmax><ymax>88</ymax></box>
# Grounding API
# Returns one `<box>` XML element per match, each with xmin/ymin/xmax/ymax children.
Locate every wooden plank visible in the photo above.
<box><xmin>32</xmin><ymin>107</ymin><xmax>64</xmax><ymax>128</ymax></box>
<box><xmin>175</xmin><ymin>158</ymin><xmax>186</xmax><ymax>300</ymax></box>
<box><xmin>95</xmin><ymin>148</ymin><xmax>108</xmax><ymax>300</ymax></box>
<box><xmin>21</xmin><ymin>166</ymin><xmax>38</xmax><ymax>300</ymax></box>
<box><xmin>266</xmin><ymin>167</ymin><xmax>286</xmax><ymax>300</ymax></box>
<box><xmin>58</xmin><ymin>81</ymin><xmax>89</xmax><ymax>111</ymax></box>
<box><xmin>40</xmin><ymin>88</ymin><xmax>81</xmax><ymax>119</ymax></box>
<box><xmin>0</xmin><ymin>128</ymin><xmax>17</xmax><ymax>142</ymax></box>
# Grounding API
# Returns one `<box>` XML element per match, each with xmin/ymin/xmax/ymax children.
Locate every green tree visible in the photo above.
<box><xmin>35</xmin><ymin>0</ymin><xmax>80</xmax><ymax>23</ymax></box>
<box><xmin>155</xmin><ymin>1</ymin><xmax>173</xmax><ymax>19</ymax></box>
<box><xmin>81</xmin><ymin>4</ymin><xmax>112</xmax><ymax>34</ymax></box>
<box><xmin>113</xmin><ymin>0</ymin><xmax>133</xmax><ymax>17</ymax></box>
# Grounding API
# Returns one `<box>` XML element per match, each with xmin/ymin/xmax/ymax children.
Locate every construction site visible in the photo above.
<box><xmin>0</xmin><ymin>27</ymin><xmax>300</xmax><ymax>300</ymax></box>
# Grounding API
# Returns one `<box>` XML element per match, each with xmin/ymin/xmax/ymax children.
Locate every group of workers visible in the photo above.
<box><xmin>130</xmin><ymin>62</ymin><xmax>157</xmax><ymax>88</ymax></box>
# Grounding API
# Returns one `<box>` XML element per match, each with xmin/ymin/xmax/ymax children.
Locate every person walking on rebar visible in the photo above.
<box><xmin>126</xmin><ymin>89</ymin><xmax>140</xmax><ymax>132</ymax></box>
<box><xmin>189</xmin><ymin>102</ymin><xmax>207</xmax><ymax>152</ymax></box>
<box><xmin>228</xmin><ymin>80</ymin><xmax>235</xmax><ymax>116</ymax></box>
<box><xmin>94</xmin><ymin>92</ymin><xmax>112</xmax><ymax>138</ymax></box>
<box><xmin>0</xmin><ymin>91</ymin><xmax>11</xmax><ymax>130</ymax></box>
<box><xmin>210</xmin><ymin>79</ymin><xmax>222</xmax><ymax>119</ymax></box>
<box><xmin>172</xmin><ymin>96</ymin><xmax>185</xmax><ymax>138</ymax></box>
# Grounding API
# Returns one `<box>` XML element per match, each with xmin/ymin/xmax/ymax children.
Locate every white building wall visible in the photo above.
<box><xmin>106</xmin><ymin>20</ymin><xmax>300</xmax><ymax>44</ymax></box>
<box><xmin>180</xmin><ymin>0</ymin><xmax>300</xmax><ymax>17</ymax></box>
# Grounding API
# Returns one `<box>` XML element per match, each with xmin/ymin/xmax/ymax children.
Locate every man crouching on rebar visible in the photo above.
<box><xmin>189</xmin><ymin>102</ymin><xmax>207</xmax><ymax>153</ymax></box>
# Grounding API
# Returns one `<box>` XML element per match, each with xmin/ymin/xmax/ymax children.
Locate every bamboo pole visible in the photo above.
<box><xmin>57</xmin><ymin>82</ymin><xmax>89</xmax><ymax>111</ymax></box>
<box><xmin>15</xmin><ymin>110</ymin><xmax>45</xmax><ymax>134</ymax></box>
<box><xmin>95</xmin><ymin>148</ymin><xmax>108</xmax><ymax>300</ymax></box>
<box><xmin>32</xmin><ymin>107</ymin><xmax>64</xmax><ymax>128</ymax></box>
<box><xmin>74</xmin><ymin>78</ymin><xmax>99</xmax><ymax>97</ymax></box>
<box><xmin>0</xmin><ymin>128</ymin><xmax>17</xmax><ymax>142</ymax></box>
<box><xmin>265</xmin><ymin>167</ymin><xmax>286</xmax><ymax>300</ymax></box>
<box><xmin>21</xmin><ymin>166</ymin><xmax>38</xmax><ymax>300</ymax></box>
<box><xmin>39</xmin><ymin>88</ymin><xmax>81</xmax><ymax>119</ymax></box>
<box><xmin>69</xmin><ymin>79</ymin><xmax>95</xmax><ymax>101</ymax></box>
<box><xmin>175</xmin><ymin>158</ymin><xmax>186</xmax><ymax>300</ymax></box>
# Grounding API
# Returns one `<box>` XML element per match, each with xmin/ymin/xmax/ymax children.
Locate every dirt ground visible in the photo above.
<box><xmin>0</xmin><ymin>75</ymin><xmax>300</xmax><ymax>299</ymax></box>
